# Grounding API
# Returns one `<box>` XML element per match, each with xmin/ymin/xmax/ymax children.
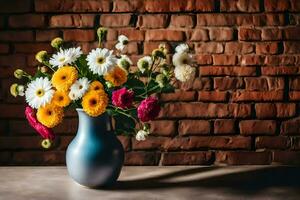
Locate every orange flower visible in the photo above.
<box><xmin>104</xmin><ymin>67</ymin><xmax>127</xmax><ymax>87</ymax></box>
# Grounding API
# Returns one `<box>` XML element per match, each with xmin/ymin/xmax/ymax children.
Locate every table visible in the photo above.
<box><xmin>0</xmin><ymin>166</ymin><xmax>300</xmax><ymax>200</ymax></box>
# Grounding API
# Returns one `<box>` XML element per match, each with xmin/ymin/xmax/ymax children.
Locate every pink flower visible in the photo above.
<box><xmin>25</xmin><ymin>106</ymin><xmax>55</xmax><ymax>140</ymax></box>
<box><xmin>137</xmin><ymin>97</ymin><xmax>161</xmax><ymax>122</ymax></box>
<box><xmin>112</xmin><ymin>88</ymin><xmax>134</xmax><ymax>109</ymax></box>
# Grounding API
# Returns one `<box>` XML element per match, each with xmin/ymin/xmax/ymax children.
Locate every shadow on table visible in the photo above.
<box><xmin>107</xmin><ymin>166</ymin><xmax>300</xmax><ymax>194</ymax></box>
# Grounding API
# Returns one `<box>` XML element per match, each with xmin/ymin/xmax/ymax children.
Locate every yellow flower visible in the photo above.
<box><xmin>82</xmin><ymin>90</ymin><xmax>108</xmax><ymax>117</ymax></box>
<box><xmin>88</xmin><ymin>81</ymin><xmax>104</xmax><ymax>92</ymax></box>
<box><xmin>37</xmin><ymin>104</ymin><xmax>64</xmax><ymax>128</ymax></box>
<box><xmin>51</xmin><ymin>66</ymin><xmax>78</xmax><ymax>91</ymax></box>
<box><xmin>51</xmin><ymin>90</ymin><xmax>71</xmax><ymax>107</ymax></box>
<box><xmin>51</xmin><ymin>37</ymin><xmax>63</xmax><ymax>49</ymax></box>
<box><xmin>35</xmin><ymin>50</ymin><xmax>48</xmax><ymax>63</ymax></box>
<box><xmin>104</xmin><ymin>67</ymin><xmax>127</xmax><ymax>87</ymax></box>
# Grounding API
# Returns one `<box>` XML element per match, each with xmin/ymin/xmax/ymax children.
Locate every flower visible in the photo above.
<box><xmin>88</xmin><ymin>81</ymin><xmax>104</xmax><ymax>92</ymax></box>
<box><xmin>51</xmin><ymin>66</ymin><xmax>78</xmax><ymax>91</ymax></box>
<box><xmin>49</xmin><ymin>47</ymin><xmax>82</xmax><ymax>68</ymax></box>
<box><xmin>174</xmin><ymin>64</ymin><xmax>196</xmax><ymax>82</ymax></box>
<box><xmin>137</xmin><ymin>97</ymin><xmax>161</xmax><ymax>122</ymax></box>
<box><xmin>14</xmin><ymin>69</ymin><xmax>25</xmax><ymax>79</ymax></box>
<box><xmin>51</xmin><ymin>90</ymin><xmax>71</xmax><ymax>107</ymax></box>
<box><xmin>41</xmin><ymin>139</ymin><xmax>52</xmax><ymax>149</ymax></box>
<box><xmin>35</xmin><ymin>50</ymin><xmax>48</xmax><ymax>63</ymax></box>
<box><xmin>25</xmin><ymin>77</ymin><xmax>54</xmax><ymax>109</ymax></box>
<box><xmin>68</xmin><ymin>77</ymin><xmax>90</xmax><ymax>101</ymax></box>
<box><xmin>97</xmin><ymin>27</ymin><xmax>108</xmax><ymax>43</ymax></box>
<box><xmin>37</xmin><ymin>103</ymin><xmax>64</xmax><ymax>128</ymax></box>
<box><xmin>137</xmin><ymin>56</ymin><xmax>152</xmax><ymax>73</ymax></box>
<box><xmin>136</xmin><ymin>129</ymin><xmax>149</xmax><ymax>141</ymax></box>
<box><xmin>25</xmin><ymin>106</ymin><xmax>55</xmax><ymax>140</ymax></box>
<box><xmin>82</xmin><ymin>90</ymin><xmax>108</xmax><ymax>117</ymax></box>
<box><xmin>115</xmin><ymin>35</ymin><xmax>129</xmax><ymax>51</ymax></box>
<box><xmin>117</xmin><ymin>55</ymin><xmax>132</xmax><ymax>71</ymax></box>
<box><xmin>112</xmin><ymin>88</ymin><xmax>134</xmax><ymax>109</ymax></box>
<box><xmin>51</xmin><ymin>37</ymin><xmax>64</xmax><ymax>49</ymax></box>
<box><xmin>86</xmin><ymin>48</ymin><xmax>117</xmax><ymax>76</ymax></box>
<box><xmin>155</xmin><ymin>74</ymin><xmax>168</xmax><ymax>88</ymax></box>
<box><xmin>10</xmin><ymin>83</ymin><xmax>18</xmax><ymax>97</ymax></box>
<box><xmin>17</xmin><ymin>85</ymin><xmax>25</xmax><ymax>96</ymax></box>
<box><xmin>152</xmin><ymin>48</ymin><xmax>166</xmax><ymax>59</ymax></box>
<box><xmin>175</xmin><ymin>43</ymin><xmax>189</xmax><ymax>53</ymax></box>
<box><xmin>104</xmin><ymin>67</ymin><xmax>127</xmax><ymax>87</ymax></box>
<box><xmin>172</xmin><ymin>52</ymin><xmax>192</xmax><ymax>67</ymax></box>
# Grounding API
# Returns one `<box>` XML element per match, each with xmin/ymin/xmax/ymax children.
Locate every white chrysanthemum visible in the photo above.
<box><xmin>136</xmin><ymin>130</ymin><xmax>149</xmax><ymax>141</ymax></box>
<box><xmin>174</xmin><ymin>64</ymin><xmax>196</xmax><ymax>82</ymax></box>
<box><xmin>175</xmin><ymin>43</ymin><xmax>189</xmax><ymax>53</ymax></box>
<box><xmin>172</xmin><ymin>52</ymin><xmax>192</xmax><ymax>67</ymax></box>
<box><xmin>115</xmin><ymin>35</ymin><xmax>129</xmax><ymax>51</ymax></box>
<box><xmin>49</xmin><ymin>47</ymin><xmax>82</xmax><ymax>68</ymax></box>
<box><xmin>25</xmin><ymin>77</ymin><xmax>54</xmax><ymax>109</ymax></box>
<box><xmin>69</xmin><ymin>77</ymin><xmax>90</xmax><ymax>101</ymax></box>
<box><xmin>117</xmin><ymin>55</ymin><xmax>132</xmax><ymax>71</ymax></box>
<box><xmin>137</xmin><ymin>56</ymin><xmax>153</xmax><ymax>73</ymax></box>
<box><xmin>86</xmin><ymin>48</ymin><xmax>117</xmax><ymax>76</ymax></box>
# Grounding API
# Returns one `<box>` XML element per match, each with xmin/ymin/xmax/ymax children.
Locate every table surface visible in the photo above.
<box><xmin>0</xmin><ymin>166</ymin><xmax>300</xmax><ymax>200</ymax></box>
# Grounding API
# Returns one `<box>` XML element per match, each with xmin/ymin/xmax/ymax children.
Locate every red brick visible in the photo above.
<box><xmin>0</xmin><ymin>55</ymin><xmax>26</xmax><ymax>67</ymax></box>
<box><xmin>289</xmin><ymin>91</ymin><xmax>300</xmax><ymax>100</ymax></box>
<box><xmin>212</xmin><ymin>55</ymin><xmax>237</xmax><ymax>65</ymax></box>
<box><xmin>232</xmin><ymin>91</ymin><xmax>283</xmax><ymax>102</ymax></box>
<box><xmin>145</xmin><ymin>30</ymin><xmax>185</xmax><ymax>41</ymax></box>
<box><xmin>291</xmin><ymin>137</ymin><xmax>300</xmax><ymax>150</ymax></box>
<box><xmin>50</xmin><ymin>14</ymin><xmax>94</xmax><ymax>27</ymax></box>
<box><xmin>12</xmin><ymin>151</ymin><xmax>65</xmax><ymax>165</ymax></box>
<box><xmin>283</xmin><ymin>27</ymin><xmax>300</xmax><ymax>40</ymax></box>
<box><xmin>254</xmin><ymin>14</ymin><xmax>286</xmax><ymax>26</ymax></box>
<box><xmin>159</xmin><ymin>103</ymin><xmax>251</xmax><ymax>118</ymax></box>
<box><xmin>137</xmin><ymin>14</ymin><xmax>169</xmax><ymax>29</ymax></box>
<box><xmin>264</xmin><ymin>55</ymin><xmax>295</xmax><ymax>66</ymax></box>
<box><xmin>214</xmin><ymin>77</ymin><xmax>244</xmax><ymax>91</ymax></box>
<box><xmin>113</xmin><ymin>0</ymin><xmax>144</xmax><ymax>12</ymax></box>
<box><xmin>179</xmin><ymin>77</ymin><xmax>212</xmax><ymax>91</ymax></box>
<box><xmin>261</xmin><ymin>66</ymin><xmax>300</xmax><ymax>75</ymax></box>
<box><xmin>239</xmin><ymin>28</ymin><xmax>261</xmax><ymax>41</ymax></box>
<box><xmin>195</xmin><ymin>43</ymin><xmax>224</xmax><ymax>54</ymax></box>
<box><xmin>216</xmin><ymin>151</ymin><xmax>271</xmax><ymax>165</ymax></box>
<box><xmin>284</xmin><ymin>42</ymin><xmax>300</xmax><ymax>54</ymax></box>
<box><xmin>178</xmin><ymin>120</ymin><xmax>211</xmax><ymax>135</ymax></box>
<box><xmin>197</xmin><ymin>14</ymin><xmax>236</xmax><ymax>26</ymax></box>
<box><xmin>125</xmin><ymin>151</ymin><xmax>160</xmax><ymax>165</ymax></box>
<box><xmin>236</xmin><ymin>14</ymin><xmax>254</xmax><ymax>26</ymax></box>
<box><xmin>256</xmin><ymin>136</ymin><xmax>290</xmax><ymax>149</ymax></box>
<box><xmin>200</xmin><ymin>66</ymin><xmax>257</xmax><ymax>76</ymax></box>
<box><xmin>261</xmin><ymin>28</ymin><xmax>282</xmax><ymax>41</ymax></box>
<box><xmin>168</xmin><ymin>0</ymin><xmax>194</xmax><ymax>12</ymax></box>
<box><xmin>144</xmin><ymin>0</ymin><xmax>169</xmax><ymax>12</ymax></box>
<box><xmin>190</xmin><ymin>29</ymin><xmax>209</xmax><ymax>41</ymax></box>
<box><xmin>198</xmin><ymin>91</ymin><xmax>227</xmax><ymax>102</ymax></box>
<box><xmin>63</xmin><ymin>30</ymin><xmax>95</xmax><ymax>42</ymax></box>
<box><xmin>118</xmin><ymin>29</ymin><xmax>145</xmax><ymax>41</ymax></box>
<box><xmin>240</xmin><ymin>120</ymin><xmax>277</xmax><ymax>135</ymax></box>
<box><xmin>14</xmin><ymin>43</ymin><xmax>52</xmax><ymax>54</ymax></box>
<box><xmin>0</xmin><ymin>44</ymin><xmax>10</xmax><ymax>54</ymax></box>
<box><xmin>194</xmin><ymin>54</ymin><xmax>212</xmax><ymax>65</ymax></box>
<box><xmin>245</xmin><ymin>77</ymin><xmax>284</xmax><ymax>91</ymax></box>
<box><xmin>0</xmin><ymin>136</ymin><xmax>42</xmax><ymax>150</ymax></box>
<box><xmin>264</xmin><ymin>0</ymin><xmax>290</xmax><ymax>12</ymax></box>
<box><xmin>224</xmin><ymin>42</ymin><xmax>254</xmax><ymax>54</ymax></box>
<box><xmin>35</xmin><ymin>0</ymin><xmax>111</xmax><ymax>12</ymax></box>
<box><xmin>36</xmin><ymin>30</ymin><xmax>60</xmax><ymax>42</ymax></box>
<box><xmin>161</xmin><ymin>152</ymin><xmax>213</xmax><ymax>165</ymax></box>
<box><xmin>170</xmin><ymin>15</ymin><xmax>195</xmax><ymax>28</ymax></box>
<box><xmin>214</xmin><ymin>119</ymin><xmax>236</xmax><ymax>134</ymax></box>
<box><xmin>195</xmin><ymin>0</ymin><xmax>215</xmax><ymax>11</ymax></box>
<box><xmin>241</xmin><ymin>55</ymin><xmax>265</xmax><ymax>65</ymax></box>
<box><xmin>255</xmin><ymin>103</ymin><xmax>296</xmax><ymax>118</ymax></box>
<box><xmin>160</xmin><ymin>90</ymin><xmax>196</xmax><ymax>102</ymax></box>
<box><xmin>290</xmin><ymin>77</ymin><xmax>300</xmax><ymax>90</ymax></box>
<box><xmin>9</xmin><ymin>14</ymin><xmax>45</xmax><ymax>28</ymax></box>
<box><xmin>0</xmin><ymin>0</ymin><xmax>31</xmax><ymax>13</ymax></box>
<box><xmin>132</xmin><ymin>137</ymin><xmax>167</xmax><ymax>150</ymax></box>
<box><xmin>256</xmin><ymin>42</ymin><xmax>279</xmax><ymax>55</ymax></box>
<box><xmin>100</xmin><ymin>14</ymin><xmax>131</xmax><ymax>27</ymax></box>
<box><xmin>0</xmin><ymin>31</ymin><xmax>34</xmax><ymax>42</ymax></box>
<box><xmin>150</xmin><ymin>120</ymin><xmax>176</xmax><ymax>136</ymax></box>
<box><xmin>220</xmin><ymin>0</ymin><xmax>260</xmax><ymax>12</ymax></box>
<box><xmin>281</xmin><ymin>117</ymin><xmax>300</xmax><ymax>135</ymax></box>
<box><xmin>273</xmin><ymin>151</ymin><xmax>300</xmax><ymax>165</ymax></box>
<box><xmin>290</xmin><ymin>0</ymin><xmax>300</xmax><ymax>12</ymax></box>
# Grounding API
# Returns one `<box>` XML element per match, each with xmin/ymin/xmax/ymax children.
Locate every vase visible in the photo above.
<box><xmin>66</xmin><ymin>108</ymin><xmax>124</xmax><ymax>188</ymax></box>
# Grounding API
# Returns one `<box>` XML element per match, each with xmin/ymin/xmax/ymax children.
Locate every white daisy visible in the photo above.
<box><xmin>136</xmin><ymin>130</ymin><xmax>149</xmax><ymax>141</ymax></box>
<box><xmin>25</xmin><ymin>77</ymin><xmax>54</xmax><ymax>109</ymax></box>
<box><xmin>117</xmin><ymin>55</ymin><xmax>132</xmax><ymax>71</ymax></box>
<box><xmin>86</xmin><ymin>48</ymin><xmax>117</xmax><ymax>76</ymax></box>
<box><xmin>115</xmin><ymin>35</ymin><xmax>129</xmax><ymax>51</ymax></box>
<box><xmin>69</xmin><ymin>77</ymin><xmax>90</xmax><ymax>101</ymax></box>
<box><xmin>137</xmin><ymin>56</ymin><xmax>153</xmax><ymax>73</ymax></box>
<box><xmin>175</xmin><ymin>43</ymin><xmax>189</xmax><ymax>53</ymax></box>
<box><xmin>172</xmin><ymin>52</ymin><xmax>192</xmax><ymax>67</ymax></box>
<box><xmin>174</xmin><ymin>64</ymin><xmax>196</xmax><ymax>82</ymax></box>
<box><xmin>49</xmin><ymin>47</ymin><xmax>82</xmax><ymax>68</ymax></box>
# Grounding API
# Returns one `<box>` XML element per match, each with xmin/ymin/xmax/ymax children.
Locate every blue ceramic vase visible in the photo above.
<box><xmin>66</xmin><ymin>109</ymin><xmax>124</xmax><ymax>188</ymax></box>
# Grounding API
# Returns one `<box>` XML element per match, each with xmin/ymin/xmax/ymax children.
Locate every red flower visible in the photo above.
<box><xmin>137</xmin><ymin>97</ymin><xmax>161</xmax><ymax>122</ymax></box>
<box><xmin>112</xmin><ymin>88</ymin><xmax>134</xmax><ymax>109</ymax></box>
<box><xmin>25</xmin><ymin>106</ymin><xmax>55</xmax><ymax>140</ymax></box>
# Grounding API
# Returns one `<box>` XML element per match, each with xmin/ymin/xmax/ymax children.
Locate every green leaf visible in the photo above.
<box><xmin>113</xmin><ymin>114</ymin><xmax>136</xmax><ymax>134</ymax></box>
<box><xmin>161</xmin><ymin>84</ymin><xmax>175</xmax><ymax>93</ymax></box>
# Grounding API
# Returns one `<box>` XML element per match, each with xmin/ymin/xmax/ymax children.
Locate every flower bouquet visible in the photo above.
<box><xmin>10</xmin><ymin>28</ymin><xmax>195</xmax><ymax>148</ymax></box>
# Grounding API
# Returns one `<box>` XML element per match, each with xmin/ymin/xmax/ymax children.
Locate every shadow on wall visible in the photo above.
<box><xmin>108</xmin><ymin>166</ymin><xmax>300</xmax><ymax>194</ymax></box>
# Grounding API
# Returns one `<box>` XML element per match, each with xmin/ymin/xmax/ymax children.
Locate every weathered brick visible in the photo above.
<box><xmin>200</xmin><ymin>66</ymin><xmax>257</xmax><ymax>76</ymax></box>
<box><xmin>256</xmin><ymin>42</ymin><xmax>279</xmax><ymax>55</ymax></box>
<box><xmin>264</xmin><ymin>0</ymin><xmax>290</xmax><ymax>12</ymax></box>
<box><xmin>145</xmin><ymin>30</ymin><xmax>185</xmax><ymax>41</ymax></box>
<box><xmin>209</xmin><ymin>28</ymin><xmax>234</xmax><ymax>41</ymax></box>
<box><xmin>0</xmin><ymin>31</ymin><xmax>34</xmax><ymax>42</ymax></box>
<box><xmin>214</xmin><ymin>77</ymin><xmax>244</xmax><ymax>91</ymax></box>
<box><xmin>239</xmin><ymin>28</ymin><xmax>261</xmax><ymax>41</ymax></box>
<box><xmin>239</xmin><ymin>120</ymin><xmax>277</xmax><ymax>135</ymax></box>
<box><xmin>178</xmin><ymin>120</ymin><xmax>211</xmax><ymax>135</ymax></box>
<box><xmin>273</xmin><ymin>151</ymin><xmax>300</xmax><ymax>165</ymax></box>
<box><xmin>281</xmin><ymin>117</ymin><xmax>300</xmax><ymax>135</ymax></box>
<box><xmin>224</xmin><ymin>42</ymin><xmax>254</xmax><ymax>54</ymax></box>
<box><xmin>214</xmin><ymin>119</ymin><xmax>236</xmax><ymax>134</ymax></box>
<box><xmin>113</xmin><ymin>0</ymin><xmax>144</xmax><ymax>12</ymax></box>
<box><xmin>9</xmin><ymin>14</ymin><xmax>45</xmax><ymax>28</ymax></box>
<box><xmin>261</xmin><ymin>28</ymin><xmax>282</xmax><ymax>41</ymax></box>
<box><xmin>160</xmin><ymin>90</ymin><xmax>196</xmax><ymax>102</ymax></box>
<box><xmin>213</xmin><ymin>55</ymin><xmax>237</xmax><ymax>65</ymax></box>
<box><xmin>162</xmin><ymin>152</ymin><xmax>213</xmax><ymax>165</ymax></box>
<box><xmin>0</xmin><ymin>0</ymin><xmax>31</xmax><ymax>13</ymax></box>
<box><xmin>245</xmin><ymin>77</ymin><xmax>284</xmax><ymax>91</ymax></box>
<box><xmin>125</xmin><ymin>151</ymin><xmax>160</xmax><ymax>165</ymax></box>
<box><xmin>195</xmin><ymin>43</ymin><xmax>224</xmax><ymax>54</ymax></box>
<box><xmin>190</xmin><ymin>29</ymin><xmax>209</xmax><ymax>41</ymax></box>
<box><xmin>170</xmin><ymin>15</ymin><xmax>195</xmax><ymax>28</ymax></box>
<box><xmin>198</xmin><ymin>91</ymin><xmax>228</xmax><ymax>102</ymax></box>
<box><xmin>256</xmin><ymin>136</ymin><xmax>290</xmax><ymax>149</ymax></box>
<box><xmin>150</xmin><ymin>120</ymin><xmax>176</xmax><ymax>136</ymax></box>
<box><xmin>216</xmin><ymin>151</ymin><xmax>271</xmax><ymax>165</ymax></box>
<box><xmin>50</xmin><ymin>14</ymin><xmax>94</xmax><ymax>27</ymax></box>
<box><xmin>137</xmin><ymin>14</ymin><xmax>168</xmax><ymax>29</ymax></box>
<box><xmin>100</xmin><ymin>14</ymin><xmax>131</xmax><ymax>27</ymax></box>
<box><xmin>232</xmin><ymin>91</ymin><xmax>284</xmax><ymax>102</ymax></box>
<box><xmin>220</xmin><ymin>0</ymin><xmax>260</xmax><ymax>12</ymax></box>
<box><xmin>63</xmin><ymin>30</ymin><xmax>95</xmax><ymax>41</ymax></box>
<box><xmin>255</xmin><ymin>103</ymin><xmax>296</xmax><ymax>118</ymax></box>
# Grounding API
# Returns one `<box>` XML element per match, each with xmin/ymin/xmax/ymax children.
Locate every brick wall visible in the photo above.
<box><xmin>1</xmin><ymin>0</ymin><xmax>300</xmax><ymax>165</ymax></box>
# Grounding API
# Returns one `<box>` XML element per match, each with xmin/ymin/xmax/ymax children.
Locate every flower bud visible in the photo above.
<box><xmin>14</xmin><ymin>69</ymin><xmax>25</xmax><ymax>79</ymax></box>
<box><xmin>51</xmin><ymin>37</ymin><xmax>63</xmax><ymax>49</ymax></box>
<box><xmin>105</xmin><ymin>81</ymin><xmax>114</xmax><ymax>88</ymax></box>
<box><xmin>97</xmin><ymin>27</ymin><xmax>108</xmax><ymax>43</ymax></box>
<box><xmin>155</xmin><ymin>74</ymin><xmax>168</xmax><ymax>88</ymax></box>
<box><xmin>40</xmin><ymin>66</ymin><xmax>49</xmax><ymax>73</ymax></box>
<box><xmin>41</xmin><ymin>139</ymin><xmax>52</xmax><ymax>149</ymax></box>
<box><xmin>17</xmin><ymin>85</ymin><xmax>25</xmax><ymax>96</ymax></box>
<box><xmin>10</xmin><ymin>83</ymin><xmax>18</xmax><ymax>97</ymax></box>
<box><xmin>35</xmin><ymin>50</ymin><xmax>48</xmax><ymax>63</ymax></box>
<box><xmin>152</xmin><ymin>49</ymin><xmax>166</xmax><ymax>59</ymax></box>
